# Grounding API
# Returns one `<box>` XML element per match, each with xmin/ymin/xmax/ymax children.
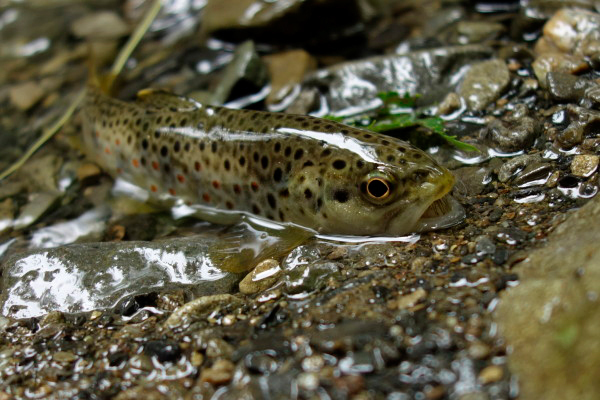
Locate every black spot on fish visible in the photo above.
<box><xmin>141</xmin><ymin>157</ymin><xmax>146</xmax><ymax>166</ymax></box>
<box><xmin>341</xmin><ymin>129</ymin><xmax>349</xmax><ymax>134</ymax></box>
<box><xmin>199</xmin><ymin>142</ymin><xmax>205</xmax><ymax>151</ymax></box>
<box><xmin>154</xmin><ymin>130</ymin><xmax>160</xmax><ymax>139</ymax></box>
<box><xmin>414</xmin><ymin>153</ymin><xmax>422</xmax><ymax>159</ymax></box>
<box><xmin>180</xmin><ymin>118</ymin><xmax>187</xmax><ymax>127</ymax></box>
<box><xmin>135</xmin><ymin>118</ymin><xmax>142</xmax><ymax>126</ymax></box>
<box><xmin>387</xmin><ymin>155</ymin><xmax>395</xmax><ymax>162</ymax></box>
<box><xmin>284</xmin><ymin>147</ymin><xmax>292</xmax><ymax>157</ymax></box>
<box><xmin>321</xmin><ymin>149</ymin><xmax>331</xmax><ymax>157</ymax></box>
<box><xmin>165</xmin><ymin>116</ymin><xmax>172</xmax><ymax>124</ymax></box>
<box><xmin>304</xmin><ymin>189</ymin><xmax>313</xmax><ymax>199</ymax></box>
<box><xmin>381</xmin><ymin>140</ymin><xmax>390</xmax><ymax>146</ymax></box>
<box><xmin>274</xmin><ymin>142</ymin><xmax>281</xmax><ymax>152</ymax></box>
<box><xmin>363</xmin><ymin>133</ymin><xmax>372</xmax><ymax>139</ymax></box>
<box><xmin>332</xmin><ymin>160</ymin><xmax>346</xmax><ymax>170</ymax></box>
<box><xmin>356</xmin><ymin>160</ymin><xmax>365</xmax><ymax>168</ymax></box>
<box><xmin>261</xmin><ymin>156</ymin><xmax>269</xmax><ymax>169</ymax></box>
<box><xmin>253</xmin><ymin>152</ymin><xmax>259</xmax><ymax>162</ymax></box>
<box><xmin>252</xmin><ymin>204</ymin><xmax>261</xmax><ymax>214</ymax></box>
<box><xmin>184</xmin><ymin>142</ymin><xmax>190</xmax><ymax>152</ymax></box>
<box><xmin>316</xmin><ymin>198</ymin><xmax>323</xmax><ymax>210</ymax></box>
<box><xmin>160</xmin><ymin>146</ymin><xmax>168</xmax><ymax>157</ymax></box>
<box><xmin>169</xmin><ymin>107</ymin><xmax>177</xmax><ymax>112</ymax></box>
<box><xmin>239</xmin><ymin>156</ymin><xmax>246</xmax><ymax>166</ymax></box>
<box><xmin>267</xmin><ymin>194</ymin><xmax>276</xmax><ymax>209</ymax></box>
<box><xmin>303</xmin><ymin>161</ymin><xmax>314</xmax><ymax>168</ymax></box>
<box><xmin>224</xmin><ymin>159</ymin><xmax>230</xmax><ymax>170</ymax></box>
<box><xmin>164</xmin><ymin>164</ymin><xmax>170</xmax><ymax>173</ymax></box>
<box><xmin>142</xmin><ymin>139</ymin><xmax>149</xmax><ymax>150</ymax></box>
<box><xmin>174</xmin><ymin>141</ymin><xmax>181</xmax><ymax>152</ymax></box>
<box><xmin>333</xmin><ymin>189</ymin><xmax>349</xmax><ymax>203</ymax></box>
<box><xmin>156</xmin><ymin>116</ymin><xmax>162</xmax><ymax>124</ymax></box>
<box><xmin>127</xmin><ymin>135</ymin><xmax>132</xmax><ymax>145</ymax></box>
<box><xmin>274</xmin><ymin>168</ymin><xmax>282</xmax><ymax>182</ymax></box>
<box><xmin>294</xmin><ymin>149</ymin><xmax>304</xmax><ymax>160</ymax></box>
<box><xmin>279</xmin><ymin>210</ymin><xmax>285</xmax><ymax>220</ymax></box>
<box><xmin>226</xmin><ymin>114</ymin><xmax>234</xmax><ymax>123</ymax></box>
<box><xmin>279</xmin><ymin>188</ymin><xmax>289</xmax><ymax>198</ymax></box>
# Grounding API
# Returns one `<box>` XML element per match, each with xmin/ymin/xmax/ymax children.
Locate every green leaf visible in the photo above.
<box><xmin>333</xmin><ymin>91</ymin><xmax>479</xmax><ymax>152</ymax></box>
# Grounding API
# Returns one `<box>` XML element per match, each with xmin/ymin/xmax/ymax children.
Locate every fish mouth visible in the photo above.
<box><xmin>414</xmin><ymin>194</ymin><xmax>465</xmax><ymax>232</ymax></box>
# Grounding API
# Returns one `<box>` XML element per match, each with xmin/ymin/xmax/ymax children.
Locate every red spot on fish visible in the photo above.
<box><xmin>152</xmin><ymin>161</ymin><xmax>159</xmax><ymax>170</ymax></box>
<box><xmin>116</xmin><ymin>168</ymin><xmax>123</xmax><ymax>174</ymax></box>
<box><xmin>177</xmin><ymin>174</ymin><xmax>185</xmax><ymax>183</ymax></box>
<box><xmin>251</xmin><ymin>181</ymin><xmax>259</xmax><ymax>191</ymax></box>
<box><xmin>115</xmin><ymin>139</ymin><xmax>121</xmax><ymax>146</ymax></box>
<box><xmin>168</xmin><ymin>188</ymin><xmax>176</xmax><ymax>196</ymax></box>
<box><xmin>150</xmin><ymin>185</ymin><xmax>157</xmax><ymax>192</ymax></box>
<box><xmin>132</xmin><ymin>159</ymin><xmax>140</xmax><ymax>168</ymax></box>
<box><xmin>212</xmin><ymin>180</ymin><xmax>220</xmax><ymax>189</ymax></box>
<box><xmin>194</xmin><ymin>161</ymin><xmax>201</xmax><ymax>172</ymax></box>
<box><xmin>233</xmin><ymin>184</ymin><xmax>241</xmax><ymax>194</ymax></box>
<box><xmin>203</xmin><ymin>193</ymin><xmax>211</xmax><ymax>202</ymax></box>
<box><xmin>104</xmin><ymin>147</ymin><xmax>111</xmax><ymax>155</ymax></box>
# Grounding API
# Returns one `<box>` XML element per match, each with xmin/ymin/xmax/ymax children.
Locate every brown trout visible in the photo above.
<box><xmin>80</xmin><ymin>87</ymin><xmax>464</xmax><ymax>236</ymax></box>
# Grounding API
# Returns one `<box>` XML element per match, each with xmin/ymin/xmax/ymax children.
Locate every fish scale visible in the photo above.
<box><xmin>81</xmin><ymin>86</ymin><xmax>461</xmax><ymax>236</ymax></box>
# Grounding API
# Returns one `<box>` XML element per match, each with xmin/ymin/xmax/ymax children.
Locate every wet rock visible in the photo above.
<box><xmin>546</xmin><ymin>71</ymin><xmax>592</xmax><ymax>102</ymax></box>
<box><xmin>165</xmin><ymin>294</ymin><xmax>242</xmax><ymax>330</ymax></box>
<box><xmin>512</xmin><ymin>162</ymin><xmax>554</xmax><ymax>187</ymax></box>
<box><xmin>301</xmin><ymin>44</ymin><xmax>493</xmax><ymax>115</ymax></box>
<box><xmin>485</xmin><ymin>104</ymin><xmax>539</xmax><ymax>152</ymax></box>
<box><xmin>453</xmin><ymin>166</ymin><xmax>493</xmax><ymax>195</ymax></box>
<box><xmin>0</xmin><ymin>236</ymin><xmax>244</xmax><ymax>319</ymax></box>
<box><xmin>144</xmin><ymin>340</ymin><xmax>181</xmax><ymax>364</ymax></box>
<box><xmin>13</xmin><ymin>191</ymin><xmax>61</xmax><ymax>230</ymax></box>
<box><xmin>202</xmin><ymin>0</ymin><xmax>364</xmax><ymax>49</ymax></box>
<box><xmin>210</xmin><ymin>40</ymin><xmax>268</xmax><ymax>105</ymax></box>
<box><xmin>29</xmin><ymin>207</ymin><xmax>109</xmax><ymax>249</ymax></box>
<box><xmin>9</xmin><ymin>81</ymin><xmax>45</xmax><ymax>111</ymax></box>
<box><xmin>570</xmin><ymin>154</ymin><xmax>599</xmax><ymax>177</ymax></box>
<box><xmin>284</xmin><ymin>260</ymin><xmax>341</xmax><ymax>295</ymax></box>
<box><xmin>496</xmin><ymin>193</ymin><xmax>600</xmax><ymax>400</ymax></box>
<box><xmin>531</xmin><ymin>52</ymin><xmax>589</xmax><ymax>88</ymax></box>
<box><xmin>239</xmin><ymin>259</ymin><xmax>282</xmax><ymax>295</ymax></box>
<box><xmin>200</xmin><ymin>359</ymin><xmax>235</xmax><ymax>385</ymax></box>
<box><xmin>387</xmin><ymin>287</ymin><xmax>427</xmax><ymax>310</ymax></box>
<box><xmin>452</xmin><ymin>21</ymin><xmax>505</xmax><ymax>44</ymax></box>
<box><xmin>498</xmin><ymin>154</ymin><xmax>542</xmax><ymax>183</ymax></box>
<box><xmin>70</xmin><ymin>11</ymin><xmax>129</xmax><ymax>39</ymax></box>
<box><xmin>0</xmin><ymin>199</ymin><xmax>15</xmax><ymax>235</ymax></box>
<box><xmin>263</xmin><ymin>50</ymin><xmax>316</xmax><ymax>107</ymax></box>
<box><xmin>478</xmin><ymin>365</ymin><xmax>503</xmax><ymax>384</ymax></box>
<box><xmin>558</xmin><ymin>105</ymin><xmax>600</xmax><ymax>148</ymax></box>
<box><xmin>459</xmin><ymin>59</ymin><xmax>510</xmax><ymax>111</ymax></box>
<box><xmin>542</xmin><ymin>8</ymin><xmax>600</xmax><ymax>64</ymax></box>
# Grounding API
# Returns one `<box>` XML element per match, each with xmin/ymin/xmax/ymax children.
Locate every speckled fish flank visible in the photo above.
<box><xmin>81</xmin><ymin>87</ymin><xmax>463</xmax><ymax>236</ymax></box>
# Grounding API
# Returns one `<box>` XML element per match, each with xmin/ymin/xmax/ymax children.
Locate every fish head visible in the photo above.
<box><xmin>294</xmin><ymin>139</ymin><xmax>463</xmax><ymax>236</ymax></box>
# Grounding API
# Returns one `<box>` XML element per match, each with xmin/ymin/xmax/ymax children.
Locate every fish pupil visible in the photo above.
<box><xmin>367</xmin><ymin>179</ymin><xmax>390</xmax><ymax>198</ymax></box>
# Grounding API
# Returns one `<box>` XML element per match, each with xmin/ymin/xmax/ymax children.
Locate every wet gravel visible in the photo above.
<box><xmin>1</xmin><ymin>0</ymin><xmax>600</xmax><ymax>399</ymax></box>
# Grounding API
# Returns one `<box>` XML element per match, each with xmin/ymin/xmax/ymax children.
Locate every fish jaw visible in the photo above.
<box><xmin>383</xmin><ymin>168</ymin><xmax>463</xmax><ymax>235</ymax></box>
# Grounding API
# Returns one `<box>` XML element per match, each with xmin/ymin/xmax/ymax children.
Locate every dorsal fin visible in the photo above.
<box><xmin>135</xmin><ymin>88</ymin><xmax>201</xmax><ymax>112</ymax></box>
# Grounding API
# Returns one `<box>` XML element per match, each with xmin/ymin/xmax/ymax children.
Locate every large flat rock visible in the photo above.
<box><xmin>496</xmin><ymin>195</ymin><xmax>600</xmax><ymax>400</ymax></box>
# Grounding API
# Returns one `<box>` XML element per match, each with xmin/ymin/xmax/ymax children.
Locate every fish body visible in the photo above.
<box><xmin>81</xmin><ymin>87</ymin><xmax>462</xmax><ymax>236</ymax></box>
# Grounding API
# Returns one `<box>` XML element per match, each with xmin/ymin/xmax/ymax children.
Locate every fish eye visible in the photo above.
<box><xmin>367</xmin><ymin>178</ymin><xmax>391</xmax><ymax>199</ymax></box>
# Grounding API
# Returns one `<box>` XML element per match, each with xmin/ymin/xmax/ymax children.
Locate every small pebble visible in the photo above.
<box><xmin>571</xmin><ymin>154</ymin><xmax>599</xmax><ymax>177</ymax></box>
<box><xmin>478</xmin><ymin>365</ymin><xmax>504</xmax><ymax>384</ymax></box>
<box><xmin>200</xmin><ymin>359</ymin><xmax>235</xmax><ymax>385</ymax></box>
<box><xmin>10</xmin><ymin>81</ymin><xmax>45</xmax><ymax>111</ymax></box>
<box><xmin>239</xmin><ymin>259</ymin><xmax>282</xmax><ymax>295</ymax></box>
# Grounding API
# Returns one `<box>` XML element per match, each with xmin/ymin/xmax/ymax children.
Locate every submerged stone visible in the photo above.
<box><xmin>299</xmin><ymin>45</ymin><xmax>493</xmax><ymax>115</ymax></box>
<box><xmin>0</xmin><ymin>234</ymin><xmax>245</xmax><ymax>319</ymax></box>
